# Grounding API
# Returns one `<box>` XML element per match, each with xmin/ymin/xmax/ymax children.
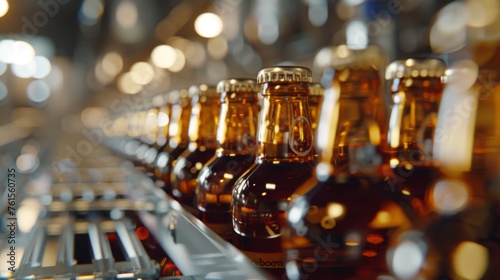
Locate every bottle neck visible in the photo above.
<box><xmin>316</xmin><ymin>79</ymin><xmax>383</xmax><ymax>173</ymax></box>
<box><xmin>188</xmin><ymin>95</ymin><xmax>220</xmax><ymax>149</ymax></box>
<box><xmin>217</xmin><ymin>95</ymin><xmax>259</xmax><ymax>155</ymax></box>
<box><xmin>387</xmin><ymin>77</ymin><xmax>443</xmax><ymax>163</ymax></box>
<box><xmin>168</xmin><ymin>98</ymin><xmax>191</xmax><ymax>149</ymax></box>
<box><xmin>257</xmin><ymin>83</ymin><xmax>314</xmax><ymax>162</ymax></box>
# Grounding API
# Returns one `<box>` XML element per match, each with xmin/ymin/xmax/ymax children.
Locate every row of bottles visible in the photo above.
<box><xmin>102</xmin><ymin>44</ymin><xmax>500</xmax><ymax>279</ymax></box>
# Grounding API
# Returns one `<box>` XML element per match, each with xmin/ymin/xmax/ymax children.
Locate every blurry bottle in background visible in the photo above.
<box><xmin>231</xmin><ymin>66</ymin><xmax>315</xmax><ymax>278</ymax></box>
<box><xmin>282</xmin><ymin>46</ymin><xmax>418</xmax><ymax>280</ymax></box>
<box><xmin>383</xmin><ymin>58</ymin><xmax>447</xmax><ymax>217</ymax></box>
<box><xmin>196</xmin><ymin>79</ymin><xmax>259</xmax><ymax>241</ymax></box>
<box><xmin>385</xmin><ymin>63</ymin><xmax>500</xmax><ymax>280</ymax></box>
<box><xmin>126</xmin><ymin>108</ymin><xmax>147</xmax><ymax>166</ymax></box>
<box><xmin>171</xmin><ymin>85</ymin><xmax>220</xmax><ymax>213</ymax></box>
<box><xmin>154</xmin><ymin>89</ymin><xmax>191</xmax><ymax>196</ymax></box>
<box><xmin>143</xmin><ymin>94</ymin><xmax>170</xmax><ymax>177</ymax></box>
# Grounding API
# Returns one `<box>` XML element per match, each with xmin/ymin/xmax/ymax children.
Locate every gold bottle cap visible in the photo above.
<box><xmin>216</xmin><ymin>79</ymin><xmax>258</xmax><ymax>93</ymax></box>
<box><xmin>314</xmin><ymin>45</ymin><xmax>386</xmax><ymax>71</ymax></box>
<box><xmin>257</xmin><ymin>66</ymin><xmax>312</xmax><ymax>84</ymax></box>
<box><xmin>188</xmin><ymin>84</ymin><xmax>218</xmax><ymax>97</ymax></box>
<box><xmin>385</xmin><ymin>58</ymin><xmax>446</xmax><ymax>80</ymax></box>
<box><xmin>309</xmin><ymin>83</ymin><xmax>325</xmax><ymax>96</ymax></box>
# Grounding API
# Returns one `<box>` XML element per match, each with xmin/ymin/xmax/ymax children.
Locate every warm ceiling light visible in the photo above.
<box><xmin>194</xmin><ymin>13</ymin><xmax>223</xmax><ymax>38</ymax></box>
<box><xmin>0</xmin><ymin>0</ymin><xmax>9</xmax><ymax>18</ymax></box>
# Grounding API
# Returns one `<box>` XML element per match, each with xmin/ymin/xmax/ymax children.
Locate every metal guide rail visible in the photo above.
<box><xmin>0</xmin><ymin>140</ymin><xmax>269</xmax><ymax>280</ymax></box>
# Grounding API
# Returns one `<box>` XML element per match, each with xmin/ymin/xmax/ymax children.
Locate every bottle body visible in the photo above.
<box><xmin>284</xmin><ymin>171</ymin><xmax>415</xmax><ymax>280</ymax></box>
<box><xmin>230</xmin><ymin>67</ymin><xmax>315</xmax><ymax>278</ymax></box>
<box><xmin>383</xmin><ymin>59</ymin><xmax>447</xmax><ymax>216</ymax></box>
<box><xmin>196</xmin><ymin>79</ymin><xmax>260</xmax><ymax>240</ymax></box>
<box><xmin>281</xmin><ymin>46</ymin><xmax>419</xmax><ymax>279</ymax></box>
<box><xmin>154</xmin><ymin>90</ymin><xmax>191</xmax><ymax>195</ymax></box>
<box><xmin>197</xmin><ymin>154</ymin><xmax>256</xmax><ymax>240</ymax></box>
<box><xmin>171</xmin><ymin>85</ymin><xmax>220</xmax><ymax>211</ymax></box>
<box><xmin>232</xmin><ymin>160</ymin><xmax>314</xmax><ymax>277</ymax></box>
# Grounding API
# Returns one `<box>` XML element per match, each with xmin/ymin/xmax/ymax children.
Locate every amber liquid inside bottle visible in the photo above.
<box><xmin>197</xmin><ymin>83</ymin><xmax>259</xmax><ymax>241</ymax></box>
<box><xmin>171</xmin><ymin>86</ymin><xmax>220</xmax><ymax>212</ymax></box>
<box><xmin>154</xmin><ymin>93</ymin><xmax>191</xmax><ymax>196</ymax></box>
<box><xmin>383</xmin><ymin>75</ymin><xmax>446</xmax><ymax>216</ymax></box>
<box><xmin>232</xmin><ymin>159</ymin><xmax>315</xmax><ymax>278</ymax></box>
<box><xmin>171</xmin><ymin>145</ymin><xmax>217</xmax><ymax>208</ymax></box>
<box><xmin>197</xmin><ymin>153</ymin><xmax>256</xmax><ymax>240</ymax></box>
<box><xmin>283</xmin><ymin>170</ymin><xmax>415</xmax><ymax>280</ymax></box>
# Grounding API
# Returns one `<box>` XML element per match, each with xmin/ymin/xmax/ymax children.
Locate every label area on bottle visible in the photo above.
<box><xmin>239</xmin><ymin>249</ymin><xmax>286</xmax><ymax>268</ymax></box>
<box><xmin>289</xmin><ymin>116</ymin><xmax>313</xmax><ymax>156</ymax></box>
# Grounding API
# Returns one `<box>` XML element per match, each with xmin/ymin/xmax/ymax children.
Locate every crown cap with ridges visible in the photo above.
<box><xmin>217</xmin><ymin>79</ymin><xmax>258</xmax><ymax>93</ymax></box>
<box><xmin>257</xmin><ymin>66</ymin><xmax>312</xmax><ymax>84</ymax></box>
<box><xmin>385</xmin><ymin>58</ymin><xmax>446</xmax><ymax>80</ymax></box>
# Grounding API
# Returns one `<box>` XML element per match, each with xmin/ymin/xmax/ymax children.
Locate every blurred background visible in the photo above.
<box><xmin>0</xmin><ymin>0</ymin><xmax>499</xmax><ymax>170</ymax></box>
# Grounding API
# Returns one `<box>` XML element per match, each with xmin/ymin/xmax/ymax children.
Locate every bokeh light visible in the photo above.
<box><xmin>79</xmin><ymin>0</ymin><xmax>104</xmax><ymax>25</ymax></box>
<box><xmin>430</xmin><ymin>179</ymin><xmax>469</xmax><ymax>215</ymax></box>
<box><xmin>207</xmin><ymin>36</ymin><xmax>228</xmax><ymax>60</ymax></box>
<box><xmin>466</xmin><ymin>0</ymin><xmax>498</xmax><ymax>28</ymax></box>
<box><xmin>0</xmin><ymin>0</ymin><xmax>9</xmax><ymax>18</ymax></box>
<box><xmin>0</xmin><ymin>40</ymin><xmax>36</xmax><ymax>65</ymax></box>
<box><xmin>32</xmin><ymin>56</ymin><xmax>52</xmax><ymax>79</ymax></box>
<box><xmin>117</xmin><ymin>72</ymin><xmax>142</xmax><ymax>94</ymax></box>
<box><xmin>390</xmin><ymin>239</ymin><xmax>425</xmax><ymax>279</ymax></box>
<box><xmin>130</xmin><ymin>61</ymin><xmax>154</xmax><ymax>85</ymax></box>
<box><xmin>258</xmin><ymin>18</ymin><xmax>279</xmax><ymax>45</ymax></box>
<box><xmin>194</xmin><ymin>13</ymin><xmax>223</xmax><ymax>38</ymax></box>
<box><xmin>27</xmin><ymin>80</ymin><xmax>51</xmax><ymax>104</ymax></box>
<box><xmin>168</xmin><ymin>48</ymin><xmax>185</xmax><ymax>72</ymax></box>
<box><xmin>11</xmin><ymin>60</ymin><xmax>36</xmax><ymax>78</ymax></box>
<box><xmin>151</xmin><ymin>44</ymin><xmax>176</xmax><ymax>69</ymax></box>
<box><xmin>102</xmin><ymin>51</ymin><xmax>123</xmax><ymax>77</ymax></box>
<box><xmin>116</xmin><ymin>0</ymin><xmax>138</xmax><ymax>29</ymax></box>
<box><xmin>430</xmin><ymin>2</ymin><xmax>467</xmax><ymax>53</ymax></box>
<box><xmin>184</xmin><ymin>41</ymin><xmax>206</xmax><ymax>68</ymax></box>
<box><xmin>452</xmin><ymin>241</ymin><xmax>489</xmax><ymax>279</ymax></box>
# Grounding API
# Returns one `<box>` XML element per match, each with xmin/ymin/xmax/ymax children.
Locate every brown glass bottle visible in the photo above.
<box><xmin>126</xmin><ymin>109</ymin><xmax>146</xmax><ymax>165</ymax></box>
<box><xmin>282</xmin><ymin>46</ymin><xmax>419</xmax><ymax>280</ymax></box>
<box><xmin>154</xmin><ymin>89</ymin><xmax>191</xmax><ymax>195</ymax></box>
<box><xmin>386</xmin><ymin>66</ymin><xmax>500</xmax><ymax>280</ymax></box>
<box><xmin>231</xmin><ymin>66</ymin><xmax>315</xmax><ymax>278</ymax></box>
<box><xmin>383</xmin><ymin>58</ymin><xmax>447</xmax><ymax>213</ymax></box>
<box><xmin>171</xmin><ymin>84</ymin><xmax>220</xmax><ymax>212</ymax></box>
<box><xmin>144</xmin><ymin>94</ymin><xmax>170</xmax><ymax>176</ymax></box>
<box><xmin>196</xmin><ymin>79</ymin><xmax>259</xmax><ymax>241</ymax></box>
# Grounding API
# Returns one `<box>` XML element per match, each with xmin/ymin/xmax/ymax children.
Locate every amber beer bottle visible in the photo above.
<box><xmin>386</xmin><ymin>66</ymin><xmax>500</xmax><ymax>280</ymax></box>
<box><xmin>143</xmin><ymin>94</ymin><xmax>170</xmax><ymax>177</ymax></box>
<box><xmin>231</xmin><ymin>66</ymin><xmax>315</xmax><ymax>278</ymax></box>
<box><xmin>154</xmin><ymin>89</ymin><xmax>191</xmax><ymax>195</ymax></box>
<box><xmin>384</xmin><ymin>58</ymin><xmax>447</xmax><ymax>212</ymax></box>
<box><xmin>282</xmin><ymin>46</ymin><xmax>417</xmax><ymax>280</ymax></box>
<box><xmin>196</xmin><ymin>79</ymin><xmax>259</xmax><ymax>241</ymax></box>
<box><xmin>171</xmin><ymin>85</ymin><xmax>220</xmax><ymax>212</ymax></box>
